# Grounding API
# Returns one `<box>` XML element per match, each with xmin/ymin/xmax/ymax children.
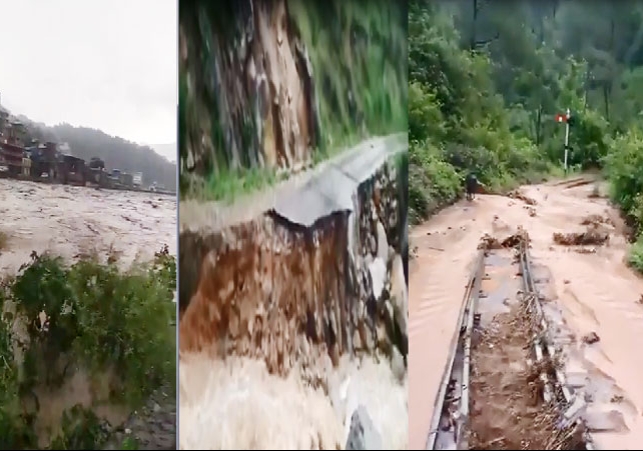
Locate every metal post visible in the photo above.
<box><xmin>564</xmin><ymin>108</ymin><xmax>570</xmax><ymax>172</ymax></box>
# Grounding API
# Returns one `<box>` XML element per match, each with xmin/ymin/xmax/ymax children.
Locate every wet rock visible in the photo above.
<box><xmin>391</xmin><ymin>346</ymin><xmax>406</xmax><ymax>384</ymax></box>
<box><xmin>369</xmin><ymin>235</ymin><xmax>377</xmax><ymax>256</ymax></box>
<box><xmin>507</xmin><ymin>189</ymin><xmax>537</xmax><ymax>205</ymax></box>
<box><xmin>368</xmin><ymin>257</ymin><xmax>386</xmax><ymax>301</ymax></box>
<box><xmin>582</xmin><ymin>332</ymin><xmax>600</xmax><ymax>345</ymax></box>
<box><xmin>345</xmin><ymin>405</ymin><xmax>383</xmax><ymax>450</ymax></box>
<box><xmin>376</xmin><ymin>221</ymin><xmax>388</xmax><ymax>262</ymax></box>
<box><xmin>389</xmin><ymin>254</ymin><xmax>408</xmax><ymax>353</ymax></box>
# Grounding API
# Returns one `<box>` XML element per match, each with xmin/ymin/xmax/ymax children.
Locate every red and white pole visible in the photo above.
<box><xmin>564</xmin><ymin>108</ymin><xmax>570</xmax><ymax>172</ymax></box>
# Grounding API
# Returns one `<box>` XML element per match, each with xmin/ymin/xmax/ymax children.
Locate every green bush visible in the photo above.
<box><xmin>409</xmin><ymin>140</ymin><xmax>461</xmax><ymax>222</ymax></box>
<box><xmin>628</xmin><ymin>234</ymin><xmax>643</xmax><ymax>272</ymax></box>
<box><xmin>605</xmin><ymin>129</ymin><xmax>643</xmax><ymax>219</ymax></box>
<box><xmin>0</xmin><ymin>247</ymin><xmax>176</xmax><ymax>449</ymax></box>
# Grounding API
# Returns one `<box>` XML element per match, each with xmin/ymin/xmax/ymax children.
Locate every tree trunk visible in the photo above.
<box><xmin>470</xmin><ymin>0</ymin><xmax>478</xmax><ymax>50</ymax></box>
<box><xmin>535</xmin><ymin>105</ymin><xmax>542</xmax><ymax>147</ymax></box>
<box><xmin>603</xmin><ymin>84</ymin><xmax>610</xmax><ymax>120</ymax></box>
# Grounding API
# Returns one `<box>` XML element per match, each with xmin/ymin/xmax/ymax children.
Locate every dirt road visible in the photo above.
<box><xmin>0</xmin><ymin>179</ymin><xmax>176</xmax><ymax>272</ymax></box>
<box><xmin>409</xmin><ymin>176</ymin><xmax>643</xmax><ymax>449</ymax></box>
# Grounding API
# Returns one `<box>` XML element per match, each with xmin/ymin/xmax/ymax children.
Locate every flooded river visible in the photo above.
<box><xmin>0</xmin><ymin>179</ymin><xmax>176</xmax><ymax>273</ymax></box>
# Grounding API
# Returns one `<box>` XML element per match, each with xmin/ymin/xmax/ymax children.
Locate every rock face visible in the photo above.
<box><xmin>179</xmin><ymin>155</ymin><xmax>408</xmax><ymax>374</ymax></box>
<box><xmin>179</xmin><ymin>0</ymin><xmax>320</xmax><ymax>179</ymax></box>
<box><xmin>345</xmin><ymin>405</ymin><xmax>383</xmax><ymax>450</ymax></box>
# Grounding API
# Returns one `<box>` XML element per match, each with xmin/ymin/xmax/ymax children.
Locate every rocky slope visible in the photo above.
<box><xmin>178</xmin><ymin>0</ymin><xmax>407</xmax><ymax>196</ymax></box>
<box><xmin>179</xmin><ymin>0</ymin><xmax>320</xmax><ymax>179</ymax></box>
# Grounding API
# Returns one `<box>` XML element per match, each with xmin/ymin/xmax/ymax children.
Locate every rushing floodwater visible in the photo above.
<box><xmin>0</xmin><ymin>179</ymin><xmax>176</xmax><ymax>273</ymax></box>
<box><xmin>179</xmin><ymin>353</ymin><xmax>408</xmax><ymax>450</ymax></box>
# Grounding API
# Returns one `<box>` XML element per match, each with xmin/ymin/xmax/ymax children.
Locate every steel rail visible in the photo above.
<box><xmin>427</xmin><ymin>240</ymin><xmax>595</xmax><ymax>450</ymax></box>
<box><xmin>425</xmin><ymin>249</ymin><xmax>485</xmax><ymax>450</ymax></box>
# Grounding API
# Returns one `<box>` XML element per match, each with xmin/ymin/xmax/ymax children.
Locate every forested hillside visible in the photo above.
<box><xmin>409</xmin><ymin>0</ymin><xmax>643</xmax><ymax>254</ymax></box>
<box><xmin>17</xmin><ymin>116</ymin><xmax>177</xmax><ymax>190</ymax></box>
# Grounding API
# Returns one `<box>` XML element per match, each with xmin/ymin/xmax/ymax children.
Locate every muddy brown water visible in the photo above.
<box><xmin>409</xmin><ymin>177</ymin><xmax>643</xmax><ymax>450</ymax></box>
<box><xmin>0</xmin><ymin>179</ymin><xmax>176</xmax><ymax>273</ymax></box>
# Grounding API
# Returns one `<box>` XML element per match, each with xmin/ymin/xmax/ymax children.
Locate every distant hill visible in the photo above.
<box><xmin>149</xmin><ymin>143</ymin><xmax>177</xmax><ymax>163</ymax></box>
<box><xmin>16</xmin><ymin>116</ymin><xmax>177</xmax><ymax>190</ymax></box>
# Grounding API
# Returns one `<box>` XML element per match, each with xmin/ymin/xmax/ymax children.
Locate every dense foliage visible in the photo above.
<box><xmin>0</xmin><ymin>248</ymin><xmax>176</xmax><ymax>449</ymax></box>
<box><xmin>409</xmin><ymin>0</ymin><xmax>643</xmax><ymax>220</ymax></box>
<box><xmin>409</xmin><ymin>0</ymin><xmax>643</xmax><ymax>271</ymax></box>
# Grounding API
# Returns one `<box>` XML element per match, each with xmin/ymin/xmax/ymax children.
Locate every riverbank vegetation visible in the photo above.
<box><xmin>0</xmin><ymin>247</ymin><xmax>176</xmax><ymax>449</ymax></box>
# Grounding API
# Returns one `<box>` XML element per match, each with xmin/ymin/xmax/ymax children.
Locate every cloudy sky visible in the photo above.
<box><xmin>0</xmin><ymin>0</ymin><xmax>177</xmax><ymax>161</ymax></box>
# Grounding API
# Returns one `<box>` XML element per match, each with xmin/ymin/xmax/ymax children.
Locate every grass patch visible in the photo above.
<box><xmin>628</xmin><ymin>234</ymin><xmax>643</xmax><ymax>273</ymax></box>
<box><xmin>183</xmin><ymin>166</ymin><xmax>282</xmax><ymax>203</ymax></box>
<box><xmin>0</xmin><ymin>246</ymin><xmax>176</xmax><ymax>449</ymax></box>
<box><xmin>289</xmin><ymin>0</ymin><xmax>407</xmax><ymax>146</ymax></box>
<box><xmin>0</xmin><ymin>230</ymin><xmax>8</xmax><ymax>250</ymax></box>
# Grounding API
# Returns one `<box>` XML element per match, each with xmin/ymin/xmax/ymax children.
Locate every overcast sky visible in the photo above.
<box><xmin>0</xmin><ymin>0</ymin><xmax>177</xmax><ymax>160</ymax></box>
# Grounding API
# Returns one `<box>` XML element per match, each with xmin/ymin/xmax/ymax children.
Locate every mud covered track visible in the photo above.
<box><xmin>427</xmin><ymin>232</ymin><xmax>594</xmax><ymax>450</ymax></box>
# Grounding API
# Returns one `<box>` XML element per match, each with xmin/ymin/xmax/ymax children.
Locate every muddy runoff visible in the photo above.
<box><xmin>179</xmin><ymin>159</ymin><xmax>408</xmax><ymax>449</ymax></box>
<box><xmin>410</xmin><ymin>178</ymin><xmax>643</xmax><ymax>450</ymax></box>
<box><xmin>470</xmin><ymin>231</ymin><xmax>586</xmax><ymax>450</ymax></box>
<box><xmin>0</xmin><ymin>179</ymin><xmax>176</xmax><ymax>273</ymax></box>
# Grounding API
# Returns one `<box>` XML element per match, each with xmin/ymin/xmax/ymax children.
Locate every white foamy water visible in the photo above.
<box><xmin>0</xmin><ymin>179</ymin><xmax>176</xmax><ymax>272</ymax></box>
<box><xmin>179</xmin><ymin>353</ymin><xmax>408</xmax><ymax>450</ymax></box>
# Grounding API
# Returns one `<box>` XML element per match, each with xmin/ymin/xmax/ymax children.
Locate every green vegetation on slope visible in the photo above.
<box><xmin>409</xmin><ymin>0</ymin><xmax>643</xmax><ymax>272</ymax></box>
<box><xmin>289</xmin><ymin>0</ymin><xmax>407</xmax><ymax>151</ymax></box>
<box><xmin>0</xmin><ymin>247</ymin><xmax>176</xmax><ymax>449</ymax></box>
<box><xmin>409</xmin><ymin>0</ymin><xmax>643</xmax><ymax>271</ymax></box>
<box><xmin>179</xmin><ymin>0</ymin><xmax>407</xmax><ymax>202</ymax></box>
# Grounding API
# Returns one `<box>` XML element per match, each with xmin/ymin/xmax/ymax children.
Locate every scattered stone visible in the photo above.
<box><xmin>574</xmin><ymin>247</ymin><xmax>597</xmax><ymax>254</ymax></box>
<box><xmin>368</xmin><ymin>258</ymin><xmax>387</xmax><ymax>301</ymax></box>
<box><xmin>479</xmin><ymin>229</ymin><xmax>529</xmax><ymax>250</ymax></box>
<box><xmin>376</xmin><ymin>221</ymin><xmax>388</xmax><ymax>262</ymax></box>
<box><xmin>345</xmin><ymin>405</ymin><xmax>383</xmax><ymax>450</ymax></box>
<box><xmin>582</xmin><ymin>332</ymin><xmax>600</xmax><ymax>345</ymax></box>
<box><xmin>581</xmin><ymin>214</ymin><xmax>612</xmax><ymax>227</ymax></box>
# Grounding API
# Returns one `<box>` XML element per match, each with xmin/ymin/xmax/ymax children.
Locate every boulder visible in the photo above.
<box><xmin>345</xmin><ymin>405</ymin><xmax>382</xmax><ymax>450</ymax></box>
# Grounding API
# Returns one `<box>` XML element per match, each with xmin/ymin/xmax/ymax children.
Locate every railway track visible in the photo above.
<box><xmin>426</xmin><ymin>230</ymin><xmax>596</xmax><ymax>450</ymax></box>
